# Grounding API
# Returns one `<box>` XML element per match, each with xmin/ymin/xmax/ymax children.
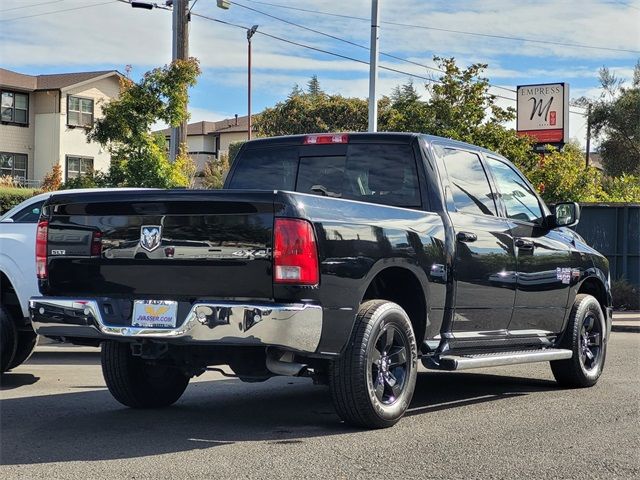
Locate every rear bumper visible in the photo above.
<box><xmin>29</xmin><ymin>297</ymin><xmax>323</xmax><ymax>354</ymax></box>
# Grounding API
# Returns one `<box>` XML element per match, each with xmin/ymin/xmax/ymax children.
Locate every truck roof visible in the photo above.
<box><xmin>242</xmin><ymin>132</ymin><xmax>504</xmax><ymax>158</ymax></box>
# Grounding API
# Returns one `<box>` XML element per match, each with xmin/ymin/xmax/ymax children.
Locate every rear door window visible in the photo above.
<box><xmin>441</xmin><ymin>149</ymin><xmax>497</xmax><ymax>216</ymax></box>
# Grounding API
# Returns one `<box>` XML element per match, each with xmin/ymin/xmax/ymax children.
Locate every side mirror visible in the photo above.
<box><xmin>552</xmin><ymin>202</ymin><xmax>580</xmax><ymax>228</ymax></box>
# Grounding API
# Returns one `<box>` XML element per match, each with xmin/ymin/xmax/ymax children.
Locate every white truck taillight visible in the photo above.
<box><xmin>36</xmin><ymin>220</ymin><xmax>48</xmax><ymax>279</ymax></box>
<box><xmin>273</xmin><ymin>218</ymin><xmax>319</xmax><ymax>285</ymax></box>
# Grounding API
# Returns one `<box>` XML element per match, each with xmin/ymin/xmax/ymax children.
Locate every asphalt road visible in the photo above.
<box><xmin>1</xmin><ymin>333</ymin><xmax>638</xmax><ymax>479</ymax></box>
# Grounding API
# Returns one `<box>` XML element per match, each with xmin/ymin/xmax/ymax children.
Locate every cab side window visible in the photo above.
<box><xmin>10</xmin><ymin>200</ymin><xmax>44</xmax><ymax>223</ymax></box>
<box><xmin>486</xmin><ymin>157</ymin><xmax>543</xmax><ymax>224</ymax></box>
<box><xmin>442</xmin><ymin>149</ymin><xmax>497</xmax><ymax>216</ymax></box>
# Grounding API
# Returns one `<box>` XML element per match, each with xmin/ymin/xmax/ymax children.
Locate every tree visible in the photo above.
<box><xmin>255</xmin><ymin>79</ymin><xmax>370</xmax><ymax>136</ymax></box>
<box><xmin>201</xmin><ymin>153</ymin><xmax>230</xmax><ymax>189</ymax></box>
<box><xmin>88</xmin><ymin>58</ymin><xmax>201</xmax><ymax>188</ymax></box>
<box><xmin>587</xmin><ymin>62</ymin><xmax>640</xmax><ymax>176</ymax></box>
<box><xmin>521</xmin><ymin>143</ymin><xmax>606</xmax><ymax>203</ymax></box>
<box><xmin>307</xmin><ymin>75</ymin><xmax>324</xmax><ymax>98</ymax></box>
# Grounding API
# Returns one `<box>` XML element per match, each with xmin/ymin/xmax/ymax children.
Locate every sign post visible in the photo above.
<box><xmin>516</xmin><ymin>82</ymin><xmax>569</xmax><ymax>152</ymax></box>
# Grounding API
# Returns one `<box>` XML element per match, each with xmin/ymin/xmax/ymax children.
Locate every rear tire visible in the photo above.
<box><xmin>329</xmin><ymin>300</ymin><xmax>418</xmax><ymax>429</ymax></box>
<box><xmin>101</xmin><ymin>341</ymin><xmax>190</xmax><ymax>408</ymax></box>
<box><xmin>1</xmin><ymin>306</ymin><xmax>18</xmax><ymax>374</ymax></box>
<box><xmin>8</xmin><ymin>330</ymin><xmax>37</xmax><ymax>370</ymax></box>
<box><xmin>551</xmin><ymin>294</ymin><xmax>606</xmax><ymax>388</ymax></box>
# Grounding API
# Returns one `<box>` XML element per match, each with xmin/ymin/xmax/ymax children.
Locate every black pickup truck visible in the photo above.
<box><xmin>30</xmin><ymin>133</ymin><xmax>612</xmax><ymax>428</ymax></box>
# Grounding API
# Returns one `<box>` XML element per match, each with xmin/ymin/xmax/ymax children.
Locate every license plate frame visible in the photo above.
<box><xmin>132</xmin><ymin>300</ymin><xmax>178</xmax><ymax>328</ymax></box>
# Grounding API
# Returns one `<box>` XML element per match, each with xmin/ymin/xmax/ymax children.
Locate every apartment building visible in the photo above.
<box><xmin>157</xmin><ymin>114</ymin><xmax>250</xmax><ymax>171</ymax></box>
<box><xmin>0</xmin><ymin>68</ymin><xmax>122</xmax><ymax>185</ymax></box>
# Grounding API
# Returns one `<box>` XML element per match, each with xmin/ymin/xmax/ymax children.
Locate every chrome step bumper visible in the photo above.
<box><xmin>434</xmin><ymin>348</ymin><xmax>573</xmax><ymax>371</ymax></box>
<box><xmin>29</xmin><ymin>297</ymin><xmax>323</xmax><ymax>354</ymax></box>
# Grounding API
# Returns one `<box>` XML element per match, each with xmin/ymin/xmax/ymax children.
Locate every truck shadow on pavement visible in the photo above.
<box><xmin>0</xmin><ymin>373</ymin><xmax>40</xmax><ymax>390</ymax></box>
<box><xmin>0</xmin><ymin>370</ymin><xmax>558</xmax><ymax>466</ymax></box>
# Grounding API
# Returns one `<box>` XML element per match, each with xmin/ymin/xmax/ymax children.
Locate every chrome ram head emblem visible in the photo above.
<box><xmin>140</xmin><ymin>225</ymin><xmax>161</xmax><ymax>252</ymax></box>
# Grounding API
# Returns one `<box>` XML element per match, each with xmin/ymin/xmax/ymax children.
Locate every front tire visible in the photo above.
<box><xmin>329</xmin><ymin>300</ymin><xmax>418</xmax><ymax>429</ymax></box>
<box><xmin>101</xmin><ymin>341</ymin><xmax>190</xmax><ymax>408</ymax></box>
<box><xmin>551</xmin><ymin>294</ymin><xmax>606</xmax><ymax>388</ymax></box>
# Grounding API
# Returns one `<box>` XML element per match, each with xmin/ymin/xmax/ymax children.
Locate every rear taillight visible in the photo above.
<box><xmin>273</xmin><ymin>218</ymin><xmax>319</xmax><ymax>285</ymax></box>
<box><xmin>36</xmin><ymin>220</ymin><xmax>48</xmax><ymax>279</ymax></box>
<box><xmin>303</xmin><ymin>134</ymin><xmax>349</xmax><ymax>145</ymax></box>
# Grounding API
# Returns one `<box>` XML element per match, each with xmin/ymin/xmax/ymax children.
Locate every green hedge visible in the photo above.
<box><xmin>0</xmin><ymin>187</ymin><xmax>39</xmax><ymax>215</ymax></box>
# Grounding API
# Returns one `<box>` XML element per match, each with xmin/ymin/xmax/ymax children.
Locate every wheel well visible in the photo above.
<box><xmin>362</xmin><ymin>267</ymin><xmax>427</xmax><ymax>345</ymax></box>
<box><xmin>0</xmin><ymin>271</ymin><xmax>22</xmax><ymax>318</ymax></box>
<box><xmin>578</xmin><ymin>277</ymin><xmax>607</xmax><ymax>313</ymax></box>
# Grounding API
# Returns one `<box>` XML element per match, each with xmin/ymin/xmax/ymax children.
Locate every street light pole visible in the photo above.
<box><xmin>247</xmin><ymin>25</ymin><xmax>258</xmax><ymax>141</ymax></box>
<box><xmin>170</xmin><ymin>0</ymin><xmax>189</xmax><ymax>162</ymax></box>
<box><xmin>368</xmin><ymin>0</ymin><xmax>380</xmax><ymax>132</ymax></box>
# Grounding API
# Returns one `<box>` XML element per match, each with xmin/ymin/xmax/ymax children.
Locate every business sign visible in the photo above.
<box><xmin>517</xmin><ymin>83</ymin><xmax>569</xmax><ymax>146</ymax></box>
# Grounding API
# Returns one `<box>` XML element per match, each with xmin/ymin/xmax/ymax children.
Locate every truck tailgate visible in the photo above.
<box><xmin>42</xmin><ymin>190</ymin><xmax>275</xmax><ymax>300</ymax></box>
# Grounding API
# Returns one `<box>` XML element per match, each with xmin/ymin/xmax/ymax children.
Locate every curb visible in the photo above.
<box><xmin>611</xmin><ymin>324</ymin><xmax>640</xmax><ymax>333</ymax></box>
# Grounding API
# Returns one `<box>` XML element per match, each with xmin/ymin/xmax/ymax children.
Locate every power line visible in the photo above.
<box><xmin>0</xmin><ymin>0</ymin><xmax>65</xmax><ymax>13</ymax></box>
<box><xmin>0</xmin><ymin>0</ymin><xmax>116</xmax><ymax>21</ymax></box>
<box><xmin>192</xmin><ymin>11</ymin><xmax>589</xmax><ymax>116</ymax></box>
<box><xmin>229</xmin><ymin>0</ymin><xmax>519</xmax><ymax>96</ymax></box>
<box><xmin>242</xmin><ymin>0</ymin><xmax>640</xmax><ymax>54</ymax></box>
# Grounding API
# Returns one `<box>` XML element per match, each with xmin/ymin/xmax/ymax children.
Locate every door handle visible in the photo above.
<box><xmin>515</xmin><ymin>238</ymin><xmax>535</xmax><ymax>250</ymax></box>
<box><xmin>456</xmin><ymin>231</ymin><xmax>477</xmax><ymax>243</ymax></box>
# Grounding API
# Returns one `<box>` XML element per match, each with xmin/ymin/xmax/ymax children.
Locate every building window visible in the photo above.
<box><xmin>0</xmin><ymin>152</ymin><xmax>28</xmax><ymax>182</ymax></box>
<box><xmin>67</xmin><ymin>96</ymin><xmax>94</xmax><ymax>127</ymax></box>
<box><xmin>66</xmin><ymin>155</ymin><xmax>94</xmax><ymax>180</ymax></box>
<box><xmin>1</xmin><ymin>91</ymin><xmax>29</xmax><ymax>124</ymax></box>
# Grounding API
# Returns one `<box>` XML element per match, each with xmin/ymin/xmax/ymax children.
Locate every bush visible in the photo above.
<box><xmin>228</xmin><ymin>141</ymin><xmax>245</xmax><ymax>164</ymax></box>
<box><xmin>0</xmin><ymin>187</ymin><xmax>39</xmax><ymax>215</ymax></box>
<box><xmin>40</xmin><ymin>164</ymin><xmax>63</xmax><ymax>192</ymax></box>
<box><xmin>611</xmin><ymin>278</ymin><xmax>639</xmax><ymax>311</ymax></box>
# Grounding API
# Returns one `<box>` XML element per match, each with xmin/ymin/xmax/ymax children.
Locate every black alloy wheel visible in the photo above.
<box><xmin>370</xmin><ymin>324</ymin><xmax>409</xmax><ymax>406</ymax></box>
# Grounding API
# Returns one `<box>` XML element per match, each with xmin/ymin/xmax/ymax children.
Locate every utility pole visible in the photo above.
<box><xmin>247</xmin><ymin>25</ymin><xmax>258</xmax><ymax>140</ymax></box>
<box><xmin>170</xmin><ymin>0</ymin><xmax>189</xmax><ymax>162</ymax></box>
<box><xmin>585</xmin><ymin>103</ymin><xmax>592</xmax><ymax>168</ymax></box>
<box><xmin>368</xmin><ymin>0</ymin><xmax>380</xmax><ymax>132</ymax></box>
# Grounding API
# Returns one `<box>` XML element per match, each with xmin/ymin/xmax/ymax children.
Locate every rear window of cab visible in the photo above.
<box><xmin>227</xmin><ymin>144</ymin><xmax>421</xmax><ymax>208</ymax></box>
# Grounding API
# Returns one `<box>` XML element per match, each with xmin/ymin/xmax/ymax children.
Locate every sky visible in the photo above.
<box><xmin>1</xmin><ymin>0</ymin><xmax>639</xmax><ymax>147</ymax></box>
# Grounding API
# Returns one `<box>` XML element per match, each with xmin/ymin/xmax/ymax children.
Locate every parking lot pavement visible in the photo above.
<box><xmin>1</xmin><ymin>333</ymin><xmax>638</xmax><ymax>480</ymax></box>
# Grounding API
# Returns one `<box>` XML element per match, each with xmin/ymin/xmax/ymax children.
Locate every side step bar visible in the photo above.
<box><xmin>433</xmin><ymin>349</ymin><xmax>573</xmax><ymax>371</ymax></box>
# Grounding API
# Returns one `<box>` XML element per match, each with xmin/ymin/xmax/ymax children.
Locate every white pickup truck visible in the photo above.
<box><xmin>0</xmin><ymin>192</ymin><xmax>51</xmax><ymax>372</ymax></box>
<box><xmin>0</xmin><ymin>188</ymin><xmax>150</xmax><ymax>373</ymax></box>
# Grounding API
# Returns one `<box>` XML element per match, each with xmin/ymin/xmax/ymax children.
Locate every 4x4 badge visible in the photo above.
<box><xmin>140</xmin><ymin>225</ymin><xmax>162</xmax><ymax>252</ymax></box>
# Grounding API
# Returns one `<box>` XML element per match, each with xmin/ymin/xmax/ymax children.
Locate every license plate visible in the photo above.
<box><xmin>132</xmin><ymin>300</ymin><xmax>178</xmax><ymax>328</ymax></box>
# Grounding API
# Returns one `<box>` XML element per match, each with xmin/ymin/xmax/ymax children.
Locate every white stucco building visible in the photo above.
<box><xmin>0</xmin><ymin>68</ymin><xmax>122</xmax><ymax>185</ymax></box>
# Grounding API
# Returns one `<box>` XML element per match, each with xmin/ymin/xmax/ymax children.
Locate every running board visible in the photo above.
<box><xmin>433</xmin><ymin>349</ymin><xmax>573</xmax><ymax>371</ymax></box>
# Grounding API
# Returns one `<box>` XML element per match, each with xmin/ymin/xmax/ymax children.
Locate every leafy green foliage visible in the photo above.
<box><xmin>587</xmin><ymin>62</ymin><xmax>640</xmax><ymax>177</ymax></box>
<box><xmin>521</xmin><ymin>143</ymin><xmax>607</xmax><ymax>203</ymax></box>
<box><xmin>88</xmin><ymin>58</ymin><xmax>201</xmax><ymax>188</ymax></box>
<box><xmin>201</xmin><ymin>153</ymin><xmax>230</xmax><ymax>189</ymax></box>
<box><xmin>0</xmin><ymin>187</ymin><xmax>38</xmax><ymax>215</ymax></box>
